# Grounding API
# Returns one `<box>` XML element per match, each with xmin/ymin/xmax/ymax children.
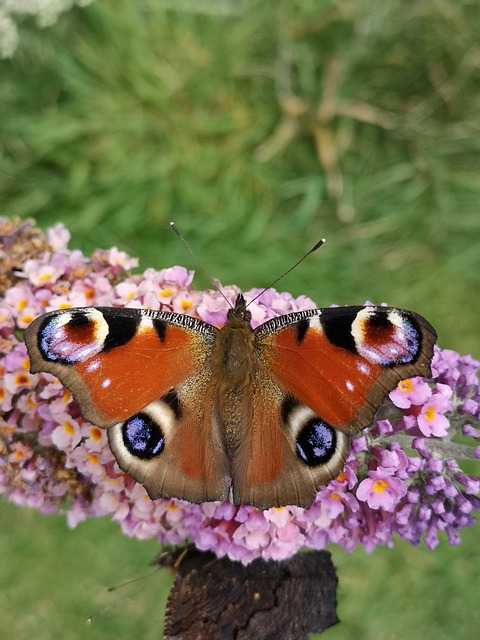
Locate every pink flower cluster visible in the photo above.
<box><xmin>1</xmin><ymin>218</ymin><xmax>479</xmax><ymax>564</ymax></box>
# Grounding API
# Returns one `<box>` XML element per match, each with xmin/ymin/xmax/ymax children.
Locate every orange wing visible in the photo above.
<box><xmin>25</xmin><ymin>306</ymin><xmax>216</xmax><ymax>427</ymax></box>
<box><xmin>231</xmin><ymin>305</ymin><xmax>436</xmax><ymax>508</ymax></box>
<box><xmin>258</xmin><ymin>305</ymin><xmax>437</xmax><ymax>435</ymax></box>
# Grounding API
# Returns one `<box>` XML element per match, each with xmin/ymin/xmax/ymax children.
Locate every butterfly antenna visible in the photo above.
<box><xmin>170</xmin><ymin>222</ymin><xmax>232</xmax><ymax>308</ymax></box>
<box><xmin>247</xmin><ymin>238</ymin><xmax>326</xmax><ymax>306</ymax></box>
<box><xmin>86</xmin><ymin>570</ymin><xmax>157</xmax><ymax>625</ymax></box>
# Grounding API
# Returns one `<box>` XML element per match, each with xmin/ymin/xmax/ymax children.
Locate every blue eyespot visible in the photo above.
<box><xmin>296</xmin><ymin>419</ymin><xmax>336</xmax><ymax>466</ymax></box>
<box><xmin>122</xmin><ymin>413</ymin><xmax>164</xmax><ymax>459</ymax></box>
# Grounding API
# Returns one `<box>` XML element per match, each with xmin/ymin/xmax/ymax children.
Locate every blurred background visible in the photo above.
<box><xmin>0</xmin><ymin>1</ymin><xmax>479</xmax><ymax>638</ymax></box>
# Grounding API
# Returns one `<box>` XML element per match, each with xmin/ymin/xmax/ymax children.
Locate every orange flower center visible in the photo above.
<box><xmin>90</xmin><ymin>427</ymin><xmax>103</xmax><ymax>442</ymax></box>
<box><xmin>63</xmin><ymin>422</ymin><xmax>75</xmax><ymax>436</ymax></box>
<box><xmin>398</xmin><ymin>379</ymin><xmax>414</xmax><ymax>394</ymax></box>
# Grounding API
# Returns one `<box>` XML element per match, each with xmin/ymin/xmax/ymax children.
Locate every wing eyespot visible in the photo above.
<box><xmin>122</xmin><ymin>413</ymin><xmax>165</xmax><ymax>459</ymax></box>
<box><xmin>282</xmin><ymin>399</ymin><xmax>350</xmax><ymax>470</ymax></box>
<box><xmin>37</xmin><ymin>310</ymin><xmax>108</xmax><ymax>364</ymax></box>
<box><xmin>116</xmin><ymin>399</ymin><xmax>179</xmax><ymax>461</ymax></box>
<box><xmin>296</xmin><ymin>418</ymin><xmax>337</xmax><ymax>467</ymax></box>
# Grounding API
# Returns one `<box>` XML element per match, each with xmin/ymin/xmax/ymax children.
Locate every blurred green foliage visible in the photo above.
<box><xmin>0</xmin><ymin>1</ymin><xmax>479</xmax><ymax>638</ymax></box>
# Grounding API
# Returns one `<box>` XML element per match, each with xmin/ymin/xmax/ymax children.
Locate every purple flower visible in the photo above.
<box><xmin>417</xmin><ymin>394</ymin><xmax>451</xmax><ymax>437</ymax></box>
<box><xmin>1</xmin><ymin>217</ymin><xmax>479</xmax><ymax>564</ymax></box>
<box><xmin>356</xmin><ymin>471</ymin><xmax>408</xmax><ymax>511</ymax></box>
<box><xmin>389</xmin><ymin>377</ymin><xmax>432</xmax><ymax>409</ymax></box>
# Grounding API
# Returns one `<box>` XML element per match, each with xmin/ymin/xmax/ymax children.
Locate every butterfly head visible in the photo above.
<box><xmin>226</xmin><ymin>293</ymin><xmax>252</xmax><ymax>328</ymax></box>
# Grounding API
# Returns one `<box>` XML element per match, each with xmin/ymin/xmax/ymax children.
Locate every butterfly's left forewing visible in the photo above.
<box><xmin>260</xmin><ymin>305</ymin><xmax>436</xmax><ymax>433</ymax></box>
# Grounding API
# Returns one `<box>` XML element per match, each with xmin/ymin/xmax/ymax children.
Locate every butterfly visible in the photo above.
<box><xmin>24</xmin><ymin>292</ymin><xmax>436</xmax><ymax>509</ymax></box>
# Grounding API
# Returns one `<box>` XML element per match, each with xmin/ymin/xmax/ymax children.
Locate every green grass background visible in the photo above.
<box><xmin>1</xmin><ymin>1</ymin><xmax>479</xmax><ymax>638</ymax></box>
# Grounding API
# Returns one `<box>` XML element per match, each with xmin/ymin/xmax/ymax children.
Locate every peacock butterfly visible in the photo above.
<box><xmin>24</xmin><ymin>278</ymin><xmax>436</xmax><ymax>509</ymax></box>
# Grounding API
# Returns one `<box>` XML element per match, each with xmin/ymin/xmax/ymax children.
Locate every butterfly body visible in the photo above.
<box><xmin>210</xmin><ymin>295</ymin><xmax>255</xmax><ymax>455</ymax></box>
<box><xmin>24</xmin><ymin>293</ymin><xmax>436</xmax><ymax>509</ymax></box>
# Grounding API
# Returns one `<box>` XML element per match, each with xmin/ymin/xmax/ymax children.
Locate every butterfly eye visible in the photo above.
<box><xmin>122</xmin><ymin>413</ymin><xmax>165</xmax><ymax>459</ymax></box>
<box><xmin>295</xmin><ymin>419</ymin><xmax>337</xmax><ymax>467</ymax></box>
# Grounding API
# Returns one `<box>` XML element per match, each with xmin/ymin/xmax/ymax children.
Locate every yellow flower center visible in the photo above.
<box><xmin>160</xmin><ymin>289</ymin><xmax>174</xmax><ymax>298</ymax></box>
<box><xmin>329</xmin><ymin>492</ymin><xmax>341</xmax><ymax>501</ymax></box>
<box><xmin>180</xmin><ymin>300</ymin><xmax>193</xmax><ymax>311</ymax></box>
<box><xmin>372</xmin><ymin>479</ymin><xmax>389</xmax><ymax>494</ymax></box>
<box><xmin>424</xmin><ymin>407</ymin><xmax>436</xmax><ymax>422</ymax></box>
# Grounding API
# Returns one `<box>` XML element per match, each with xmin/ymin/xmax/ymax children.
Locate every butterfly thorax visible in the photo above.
<box><xmin>212</xmin><ymin>294</ymin><xmax>257</xmax><ymax>455</ymax></box>
<box><xmin>219</xmin><ymin>296</ymin><xmax>253</xmax><ymax>371</ymax></box>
